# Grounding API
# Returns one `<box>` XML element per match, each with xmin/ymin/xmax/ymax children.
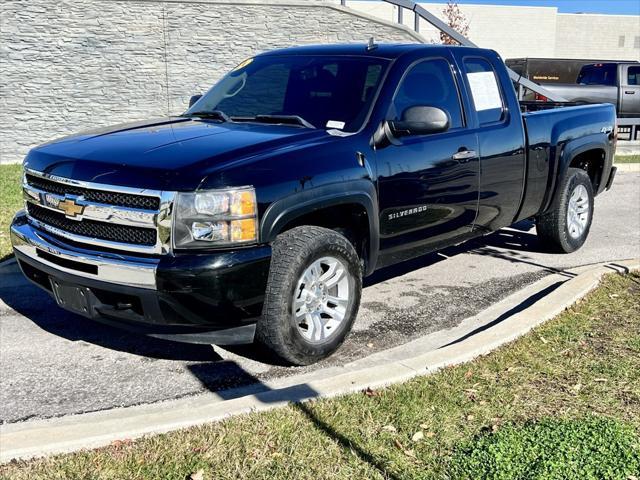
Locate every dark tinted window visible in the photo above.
<box><xmin>216</xmin><ymin>63</ymin><xmax>290</xmax><ymax>117</ymax></box>
<box><xmin>577</xmin><ymin>64</ymin><xmax>617</xmax><ymax>86</ymax></box>
<box><xmin>391</xmin><ymin>58</ymin><xmax>463</xmax><ymax>129</ymax></box>
<box><xmin>190</xmin><ymin>55</ymin><xmax>389</xmax><ymax>132</ymax></box>
<box><xmin>628</xmin><ymin>66</ymin><xmax>640</xmax><ymax>86</ymax></box>
<box><xmin>464</xmin><ymin>58</ymin><xmax>505</xmax><ymax>125</ymax></box>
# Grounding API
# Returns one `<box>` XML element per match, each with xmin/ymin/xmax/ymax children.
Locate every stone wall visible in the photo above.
<box><xmin>0</xmin><ymin>0</ymin><xmax>421</xmax><ymax>164</ymax></box>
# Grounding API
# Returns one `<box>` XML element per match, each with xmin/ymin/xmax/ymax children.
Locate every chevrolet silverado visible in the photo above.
<box><xmin>11</xmin><ymin>44</ymin><xmax>617</xmax><ymax>365</ymax></box>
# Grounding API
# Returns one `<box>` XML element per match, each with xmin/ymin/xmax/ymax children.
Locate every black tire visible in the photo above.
<box><xmin>256</xmin><ymin>226</ymin><xmax>362</xmax><ymax>366</ymax></box>
<box><xmin>537</xmin><ymin>167</ymin><xmax>594</xmax><ymax>253</ymax></box>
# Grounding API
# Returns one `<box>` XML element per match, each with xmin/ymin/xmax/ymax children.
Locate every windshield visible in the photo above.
<box><xmin>186</xmin><ymin>55</ymin><xmax>389</xmax><ymax>132</ymax></box>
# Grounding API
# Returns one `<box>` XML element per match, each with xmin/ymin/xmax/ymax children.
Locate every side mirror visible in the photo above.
<box><xmin>390</xmin><ymin>106</ymin><xmax>450</xmax><ymax>137</ymax></box>
<box><xmin>189</xmin><ymin>94</ymin><xmax>203</xmax><ymax>108</ymax></box>
<box><xmin>372</xmin><ymin>106</ymin><xmax>450</xmax><ymax>149</ymax></box>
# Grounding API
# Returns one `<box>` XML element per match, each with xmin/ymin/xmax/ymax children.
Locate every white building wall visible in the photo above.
<box><xmin>350</xmin><ymin>1</ymin><xmax>640</xmax><ymax>61</ymax></box>
<box><xmin>555</xmin><ymin>13</ymin><xmax>640</xmax><ymax>60</ymax></box>
<box><xmin>349</xmin><ymin>2</ymin><xmax>557</xmax><ymax>58</ymax></box>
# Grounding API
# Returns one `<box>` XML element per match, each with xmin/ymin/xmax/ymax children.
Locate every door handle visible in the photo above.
<box><xmin>625</xmin><ymin>91</ymin><xmax>635</xmax><ymax>94</ymax></box>
<box><xmin>452</xmin><ymin>150</ymin><xmax>477</xmax><ymax>162</ymax></box>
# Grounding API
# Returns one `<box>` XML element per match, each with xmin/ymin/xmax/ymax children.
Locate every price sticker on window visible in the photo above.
<box><xmin>467</xmin><ymin>71</ymin><xmax>502</xmax><ymax>111</ymax></box>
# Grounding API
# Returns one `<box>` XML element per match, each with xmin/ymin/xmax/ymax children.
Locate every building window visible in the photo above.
<box><xmin>635</xmin><ymin>36</ymin><xmax>640</xmax><ymax>49</ymax></box>
<box><xmin>618</xmin><ymin>36</ymin><xmax>625</xmax><ymax>47</ymax></box>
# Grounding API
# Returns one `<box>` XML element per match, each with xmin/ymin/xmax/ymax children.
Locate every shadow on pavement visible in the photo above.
<box><xmin>0</xmin><ymin>220</ymin><xmax>574</xmax><ymax>364</ymax></box>
<box><xmin>0</xmin><ymin>274</ymin><xmax>221</xmax><ymax>362</ymax></box>
<box><xmin>366</xmin><ymin>219</ymin><xmax>575</xmax><ymax>286</ymax></box>
<box><xmin>439</xmin><ymin>280</ymin><xmax>564</xmax><ymax>348</ymax></box>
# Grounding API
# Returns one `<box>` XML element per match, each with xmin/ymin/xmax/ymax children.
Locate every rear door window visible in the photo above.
<box><xmin>627</xmin><ymin>66</ymin><xmax>640</xmax><ymax>86</ymax></box>
<box><xmin>577</xmin><ymin>64</ymin><xmax>617</xmax><ymax>86</ymax></box>
<box><xmin>463</xmin><ymin>58</ymin><xmax>505</xmax><ymax>125</ymax></box>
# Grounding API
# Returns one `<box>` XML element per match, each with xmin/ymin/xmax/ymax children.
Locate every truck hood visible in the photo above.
<box><xmin>25</xmin><ymin>117</ymin><xmax>333</xmax><ymax>191</ymax></box>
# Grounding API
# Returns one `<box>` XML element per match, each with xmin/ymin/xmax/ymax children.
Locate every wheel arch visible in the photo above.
<box><xmin>260</xmin><ymin>180</ymin><xmax>379</xmax><ymax>276</ymax></box>
<box><xmin>544</xmin><ymin>134</ymin><xmax>609</xmax><ymax>212</ymax></box>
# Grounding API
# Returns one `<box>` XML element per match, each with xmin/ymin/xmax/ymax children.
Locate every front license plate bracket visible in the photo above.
<box><xmin>50</xmin><ymin>278</ymin><xmax>91</xmax><ymax>317</ymax></box>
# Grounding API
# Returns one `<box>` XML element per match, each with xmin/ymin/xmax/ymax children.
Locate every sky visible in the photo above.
<box><xmin>419</xmin><ymin>0</ymin><xmax>640</xmax><ymax>15</ymax></box>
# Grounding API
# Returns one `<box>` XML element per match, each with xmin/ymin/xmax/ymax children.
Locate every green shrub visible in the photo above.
<box><xmin>449</xmin><ymin>416</ymin><xmax>640</xmax><ymax>480</ymax></box>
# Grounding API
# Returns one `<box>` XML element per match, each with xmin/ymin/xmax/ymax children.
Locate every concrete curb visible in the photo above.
<box><xmin>615</xmin><ymin>140</ymin><xmax>640</xmax><ymax>156</ymax></box>
<box><xmin>616</xmin><ymin>163</ymin><xmax>640</xmax><ymax>173</ymax></box>
<box><xmin>1</xmin><ymin>259</ymin><xmax>638</xmax><ymax>462</ymax></box>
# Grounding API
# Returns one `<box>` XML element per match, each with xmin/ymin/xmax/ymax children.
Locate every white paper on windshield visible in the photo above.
<box><xmin>467</xmin><ymin>71</ymin><xmax>502</xmax><ymax>111</ymax></box>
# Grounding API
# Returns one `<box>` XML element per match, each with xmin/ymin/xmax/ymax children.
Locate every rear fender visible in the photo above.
<box><xmin>543</xmin><ymin>132</ymin><xmax>609</xmax><ymax>211</ymax></box>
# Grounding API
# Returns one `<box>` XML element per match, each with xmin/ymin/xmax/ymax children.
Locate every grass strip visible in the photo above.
<box><xmin>615</xmin><ymin>154</ymin><xmax>640</xmax><ymax>164</ymax></box>
<box><xmin>0</xmin><ymin>164</ymin><xmax>23</xmax><ymax>262</ymax></box>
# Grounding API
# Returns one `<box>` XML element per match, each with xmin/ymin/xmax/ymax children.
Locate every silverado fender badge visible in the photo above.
<box><xmin>388</xmin><ymin>205</ymin><xmax>428</xmax><ymax>221</ymax></box>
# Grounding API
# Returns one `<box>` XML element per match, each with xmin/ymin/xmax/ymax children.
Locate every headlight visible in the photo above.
<box><xmin>173</xmin><ymin>187</ymin><xmax>258</xmax><ymax>249</ymax></box>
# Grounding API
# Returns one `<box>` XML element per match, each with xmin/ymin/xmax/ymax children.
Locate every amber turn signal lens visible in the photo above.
<box><xmin>230</xmin><ymin>190</ymin><xmax>256</xmax><ymax>216</ymax></box>
<box><xmin>230</xmin><ymin>218</ymin><xmax>257</xmax><ymax>242</ymax></box>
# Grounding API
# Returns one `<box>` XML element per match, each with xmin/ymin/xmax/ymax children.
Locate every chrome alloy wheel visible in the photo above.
<box><xmin>293</xmin><ymin>256</ymin><xmax>350</xmax><ymax>343</ymax></box>
<box><xmin>567</xmin><ymin>184</ymin><xmax>590</xmax><ymax>239</ymax></box>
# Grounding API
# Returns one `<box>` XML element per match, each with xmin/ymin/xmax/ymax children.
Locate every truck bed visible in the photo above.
<box><xmin>518</xmin><ymin>103</ymin><xmax>616</xmax><ymax>221</ymax></box>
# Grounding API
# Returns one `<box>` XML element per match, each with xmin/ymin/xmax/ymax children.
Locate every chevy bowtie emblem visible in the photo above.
<box><xmin>58</xmin><ymin>198</ymin><xmax>85</xmax><ymax>218</ymax></box>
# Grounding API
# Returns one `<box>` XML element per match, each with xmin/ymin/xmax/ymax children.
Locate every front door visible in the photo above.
<box><xmin>375</xmin><ymin>56</ymin><xmax>480</xmax><ymax>267</ymax></box>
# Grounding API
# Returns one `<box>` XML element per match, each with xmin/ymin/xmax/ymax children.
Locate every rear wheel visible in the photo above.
<box><xmin>537</xmin><ymin>167</ymin><xmax>594</xmax><ymax>253</ymax></box>
<box><xmin>257</xmin><ymin>226</ymin><xmax>362</xmax><ymax>365</ymax></box>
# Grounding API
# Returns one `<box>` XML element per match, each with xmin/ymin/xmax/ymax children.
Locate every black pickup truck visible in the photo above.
<box><xmin>11</xmin><ymin>44</ymin><xmax>617</xmax><ymax>365</ymax></box>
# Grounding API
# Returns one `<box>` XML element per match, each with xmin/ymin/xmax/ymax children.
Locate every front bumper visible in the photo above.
<box><xmin>10</xmin><ymin>211</ymin><xmax>272</xmax><ymax>344</ymax></box>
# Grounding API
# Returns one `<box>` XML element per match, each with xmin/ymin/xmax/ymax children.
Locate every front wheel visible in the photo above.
<box><xmin>256</xmin><ymin>226</ymin><xmax>362</xmax><ymax>366</ymax></box>
<box><xmin>537</xmin><ymin>167</ymin><xmax>594</xmax><ymax>253</ymax></box>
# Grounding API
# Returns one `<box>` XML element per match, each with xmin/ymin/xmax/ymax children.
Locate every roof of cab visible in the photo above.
<box><xmin>258</xmin><ymin>43</ymin><xmax>490</xmax><ymax>60</ymax></box>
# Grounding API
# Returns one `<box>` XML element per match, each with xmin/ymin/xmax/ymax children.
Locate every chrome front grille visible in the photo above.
<box><xmin>23</xmin><ymin>169</ymin><xmax>174</xmax><ymax>254</ymax></box>
<box><xmin>25</xmin><ymin>174</ymin><xmax>161</xmax><ymax>210</ymax></box>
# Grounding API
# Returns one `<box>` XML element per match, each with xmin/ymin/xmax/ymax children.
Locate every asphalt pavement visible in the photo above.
<box><xmin>1</xmin><ymin>172</ymin><xmax>638</xmax><ymax>424</ymax></box>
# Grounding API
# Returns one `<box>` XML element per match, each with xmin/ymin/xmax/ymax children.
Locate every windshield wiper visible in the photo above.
<box><xmin>182</xmin><ymin>110</ymin><xmax>231</xmax><ymax>122</ymax></box>
<box><xmin>231</xmin><ymin>114</ymin><xmax>315</xmax><ymax>129</ymax></box>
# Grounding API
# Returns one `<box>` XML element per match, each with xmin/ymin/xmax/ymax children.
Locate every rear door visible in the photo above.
<box><xmin>620</xmin><ymin>64</ymin><xmax>640</xmax><ymax>116</ymax></box>
<box><xmin>452</xmin><ymin>52</ymin><xmax>527</xmax><ymax>232</ymax></box>
<box><xmin>375</xmin><ymin>54</ymin><xmax>480</xmax><ymax>266</ymax></box>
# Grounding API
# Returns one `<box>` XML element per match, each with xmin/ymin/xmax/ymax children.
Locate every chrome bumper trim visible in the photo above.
<box><xmin>10</xmin><ymin>215</ymin><xmax>158</xmax><ymax>289</ymax></box>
